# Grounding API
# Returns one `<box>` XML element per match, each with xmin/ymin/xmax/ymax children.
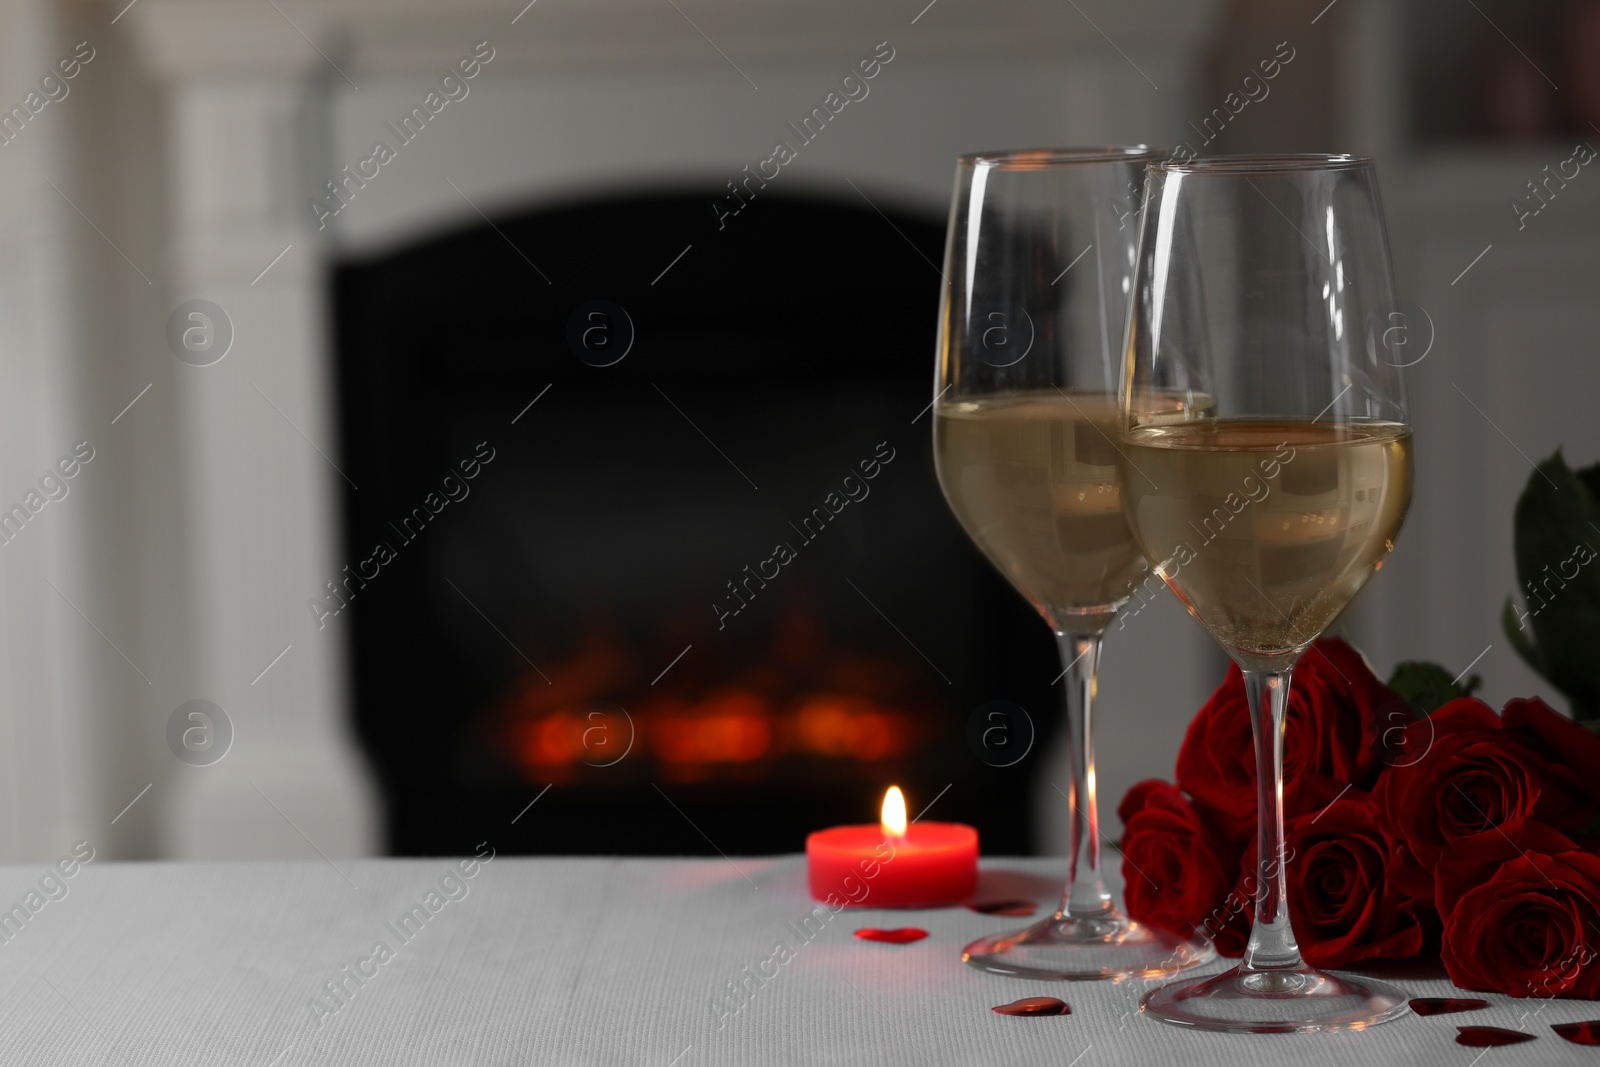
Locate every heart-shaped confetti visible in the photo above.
<box><xmin>1410</xmin><ymin>998</ymin><xmax>1490</xmax><ymax>1016</ymax></box>
<box><xmin>1553</xmin><ymin>1021</ymin><xmax>1600</xmax><ymax>1045</ymax></box>
<box><xmin>966</xmin><ymin>899</ymin><xmax>1038</xmax><ymax>917</ymax></box>
<box><xmin>1455</xmin><ymin>1026</ymin><xmax>1536</xmax><ymax>1047</ymax></box>
<box><xmin>853</xmin><ymin>927</ymin><xmax>928</xmax><ymax>944</ymax></box>
<box><xmin>992</xmin><ymin>997</ymin><xmax>1070</xmax><ymax>1017</ymax></box>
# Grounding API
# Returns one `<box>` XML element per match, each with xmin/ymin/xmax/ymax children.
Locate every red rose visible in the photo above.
<box><xmin>1117</xmin><ymin>779</ymin><xmax>1245</xmax><ymax>952</ymax></box>
<box><xmin>1176</xmin><ymin>638</ymin><xmax>1398</xmax><ymax>840</ymax></box>
<box><xmin>1278</xmin><ymin>791</ymin><xmax>1431</xmax><ymax>968</ymax></box>
<box><xmin>1373</xmin><ymin>698</ymin><xmax>1596</xmax><ymax>897</ymax></box>
<box><xmin>1504</xmin><ymin>697</ymin><xmax>1600</xmax><ymax>804</ymax></box>
<box><xmin>1215</xmin><ymin>782</ymin><xmax>1430</xmax><ymax>966</ymax></box>
<box><xmin>1436</xmin><ymin>818</ymin><xmax>1600</xmax><ymax>998</ymax></box>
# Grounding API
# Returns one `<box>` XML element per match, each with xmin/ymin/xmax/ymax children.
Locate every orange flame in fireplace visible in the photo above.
<box><xmin>495</xmin><ymin>611</ymin><xmax>932</xmax><ymax>782</ymax></box>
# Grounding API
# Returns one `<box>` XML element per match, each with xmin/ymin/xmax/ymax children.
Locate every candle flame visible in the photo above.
<box><xmin>881</xmin><ymin>785</ymin><xmax>907</xmax><ymax>838</ymax></box>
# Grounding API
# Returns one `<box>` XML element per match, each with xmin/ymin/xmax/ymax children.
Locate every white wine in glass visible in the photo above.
<box><xmin>1123</xmin><ymin>155</ymin><xmax>1415</xmax><ymax>1033</ymax></box>
<box><xmin>933</xmin><ymin>148</ymin><xmax>1214</xmax><ymax>981</ymax></box>
<box><xmin>936</xmin><ymin>392</ymin><xmax>1145</xmax><ymax>619</ymax></box>
<box><xmin>1123</xmin><ymin>421</ymin><xmax>1413</xmax><ymax>666</ymax></box>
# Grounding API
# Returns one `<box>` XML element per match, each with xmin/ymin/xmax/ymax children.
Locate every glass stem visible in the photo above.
<box><xmin>1055</xmin><ymin>632</ymin><xmax>1111</xmax><ymax>919</ymax></box>
<box><xmin>1240</xmin><ymin>669</ymin><xmax>1303</xmax><ymax>973</ymax></box>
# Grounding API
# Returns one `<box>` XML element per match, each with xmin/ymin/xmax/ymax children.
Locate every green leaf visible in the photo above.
<box><xmin>1502</xmin><ymin>597</ymin><xmax>1544</xmax><ymax>674</ymax></box>
<box><xmin>1508</xmin><ymin>450</ymin><xmax>1600</xmax><ymax>722</ymax></box>
<box><xmin>1387</xmin><ymin>660</ymin><xmax>1474</xmax><ymax>715</ymax></box>
<box><xmin>1577</xmin><ymin>461</ymin><xmax>1600</xmax><ymax>507</ymax></box>
<box><xmin>1579</xmin><ymin>806</ymin><xmax>1600</xmax><ymax>838</ymax></box>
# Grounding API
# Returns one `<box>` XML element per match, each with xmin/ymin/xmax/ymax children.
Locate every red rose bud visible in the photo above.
<box><xmin>1435</xmin><ymin>818</ymin><xmax>1600</xmax><ymax>998</ymax></box>
<box><xmin>1117</xmin><ymin>779</ymin><xmax>1247</xmax><ymax>954</ymax></box>
<box><xmin>1175</xmin><ymin>639</ymin><xmax>1398</xmax><ymax>840</ymax></box>
<box><xmin>1373</xmin><ymin>699</ymin><xmax>1596</xmax><ymax>898</ymax></box>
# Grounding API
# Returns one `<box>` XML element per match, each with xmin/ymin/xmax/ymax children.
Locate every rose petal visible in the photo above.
<box><xmin>1505</xmin><ymin>698</ymin><xmax>1600</xmax><ymax>805</ymax></box>
<box><xmin>853</xmin><ymin>927</ymin><xmax>927</xmax><ymax>944</ymax></box>
<box><xmin>1409</xmin><ymin>997</ymin><xmax>1489</xmax><ymax>1016</ymax></box>
<box><xmin>966</xmin><ymin>900</ymin><xmax>1037</xmax><ymax>917</ymax></box>
<box><xmin>992</xmin><ymin>997</ymin><xmax>1069</xmax><ymax>1016</ymax></box>
<box><xmin>1434</xmin><ymin>818</ymin><xmax>1580</xmax><ymax>920</ymax></box>
<box><xmin>1553</xmin><ymin>1021</ymin><xmax>1600</xmax><ymax>1045</ymax></box>
<box><xmin>1456</xmin><ymin>1026</ymin><xmax>1537</xmax><ymax>1047</ymax></box>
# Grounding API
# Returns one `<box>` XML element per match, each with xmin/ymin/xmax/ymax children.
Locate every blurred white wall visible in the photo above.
<box><xmin>0</xmin><ymin>0</ymin><xmax>1592</xmax><ymax>861</ymax></box>
<box><xmin>1335</xmin><ymin>0</ymin><xmax>1600</xmax><ymax>709</ymax></box>
<box><xmin>0</xmin><ymin>0</ymin><xmax>104</xmax><ymax>862</ymax></box>
<box><xmin>0</xmin><ymin>0</ymin><xmax>1225</xmax><ymax>860</ymax></box>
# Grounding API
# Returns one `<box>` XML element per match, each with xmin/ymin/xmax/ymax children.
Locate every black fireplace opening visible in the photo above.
<box><xmin>332</xmin><ymin>189</ymin><xmax>1062</xmax><ymax>858</ymax></box>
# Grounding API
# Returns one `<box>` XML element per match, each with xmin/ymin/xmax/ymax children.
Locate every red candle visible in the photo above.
<box><xmin>806</xmin><ymin>786</ymin><xmax>978</xmax><ymax>907</ymax></box>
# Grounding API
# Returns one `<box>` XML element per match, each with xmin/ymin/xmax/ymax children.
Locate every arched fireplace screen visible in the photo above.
<box><xmin>331</xmin><ymin>191</ymin><xmax>1059</xmax><ymax>857</ymax></box>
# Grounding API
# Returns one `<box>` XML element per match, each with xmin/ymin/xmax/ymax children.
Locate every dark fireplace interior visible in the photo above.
<box><xmin>332</xmin><ymin>190</ymin><xmax>1062</xmax><ymax>858</ymax></box>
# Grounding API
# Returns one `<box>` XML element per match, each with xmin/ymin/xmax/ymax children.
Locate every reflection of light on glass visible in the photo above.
<box><xmin>1148</xmin><ymin>173</ymin><xmax>1184</xmax><ymax>361</ymax></box>
<box><xmin>881</xmin><ymin>785</ymin><xmax>908</xmax><ymax>838</ymax></box>
<box><xmin>1268</xmin><ymin>676</ymin><xmax>1285</xmax><ymax>810</ymax></box>
<box><xmin>964</xmin><ymin>164</ymin><xmax>991</xmax><ymax>317</ymax></box>
<box><xmin>1326</xmin><ymin>205</ymin><xmax>1345</xmax><ymax>340</ymax></box>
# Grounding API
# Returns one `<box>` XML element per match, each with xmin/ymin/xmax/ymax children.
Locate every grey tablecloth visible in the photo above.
<box><xmin>0</xmin><ymin>854</ymin><xmax>1589</xmax><ymax>1065</ymax></box>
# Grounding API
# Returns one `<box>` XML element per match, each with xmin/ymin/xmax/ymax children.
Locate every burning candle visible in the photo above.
<box><xmin>806</xmin><ymin>786</ymin><xmax>978</xmax><ymax>907</ymax></box>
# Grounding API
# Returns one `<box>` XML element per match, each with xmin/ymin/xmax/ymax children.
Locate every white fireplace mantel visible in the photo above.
<box><xmin>125</xmin><ymin>0</ymin><xmax>1218</xmax><ymax>74</ymax></box>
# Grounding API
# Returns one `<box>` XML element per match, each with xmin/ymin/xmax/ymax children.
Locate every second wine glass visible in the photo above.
<box><xmin>933</xmin><ymin>147</ymin><xmax>1214</xmax><ymax>980</ymax></box>
<box><xmin>1121</xmin><ymin>155</ymin><xmax>1415</xmax><ymax>1032</ymax></box>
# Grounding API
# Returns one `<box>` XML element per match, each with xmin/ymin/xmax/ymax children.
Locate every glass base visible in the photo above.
<box><xmin>1141</xmin><ymin>963</ymin><xmax>1411</xmax><ymax>1033</ymax></box>
<box><xmin>961</xmin><ymin>907</ymin><xmax>1215</xmax><ymax>981</ymax></box>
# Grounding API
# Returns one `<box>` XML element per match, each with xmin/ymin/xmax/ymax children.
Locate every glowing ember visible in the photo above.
<box><xmin>493</xmin><ymin>612</ymin><xmax>935</xmax><ymax>780</ymax></box>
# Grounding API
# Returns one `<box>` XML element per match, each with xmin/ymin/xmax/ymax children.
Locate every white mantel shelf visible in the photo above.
<box><xmin>125</xmin><ymin>0</ymin><xmax>1219</xmax><ymax>76</ymax></box>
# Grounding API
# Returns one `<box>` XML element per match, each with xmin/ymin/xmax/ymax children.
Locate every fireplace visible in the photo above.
<box><xmin>330</xmin><ymin>190</ymin><xmax>1063</xmax><ymax>856</ymax></box>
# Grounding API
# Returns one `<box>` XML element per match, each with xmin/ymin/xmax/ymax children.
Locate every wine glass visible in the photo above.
<box><xmin>1120</xmin><ymin>155</ymin><xmax>1414</xmax><ymax>1032</ymax></box>
<box><xmin>933</xmin><ymin>147</ymin><xmax>1215</xmax><ymax>980</ymax></box>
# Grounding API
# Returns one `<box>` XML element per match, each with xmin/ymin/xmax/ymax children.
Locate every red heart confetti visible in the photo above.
<box><xmin>992</xmin><ymin>997</ymin><xmax>1070</xmax><ymax>1017</ymax></box>
<box><xmin>1410</xmin><ymin>998</ymin><xmax>1490</xmax><ymax>1016</ymax></box>
<box><xmin>853</xmin><ymin>927</ymin><xmax>928</xmax><ymax>944</ymax></box>
<box><xmin>1553</xmin><ymin>1021</ymin><xmax>1600</xmax><ymax>1045</ymax></box>
<box><xmin>966</xmin><ymin>899</ymin><xmax>1038</xmax><ymax>917</ymax></box>
<box><xmin>1456</xmin><ymin>1027</ymin><xmax>1536</xmax><ymax>1047</ymax></box>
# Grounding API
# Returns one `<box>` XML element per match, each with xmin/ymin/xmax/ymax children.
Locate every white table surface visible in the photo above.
<box><xmin>0</xmin><ymin>854</ymin><xmax>1592</xmax><ymax>1066</ymax></box>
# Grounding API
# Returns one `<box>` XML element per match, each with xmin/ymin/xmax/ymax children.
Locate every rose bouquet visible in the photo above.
<box><xmin>1118</xmin><ymin>638</ymin><xmax>1600</xmax><ymax>997</ymax></box>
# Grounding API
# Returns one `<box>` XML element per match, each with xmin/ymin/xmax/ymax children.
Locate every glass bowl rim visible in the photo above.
<box><xmin>1154</xmin><ymin>153</ymin><xmax>1375</xmax><ymax>174</ymax></box>
<box><xmin>957</xmin><ymin>146</ymin><xmax>1169</xmax><ymax>168</ymax></box>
